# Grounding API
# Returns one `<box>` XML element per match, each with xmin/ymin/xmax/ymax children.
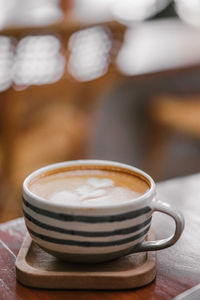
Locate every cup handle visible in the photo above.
<box><xmin>132</xmin><ymin>201</ymin><xmax>185</xmax><ymax>252</ymax></box>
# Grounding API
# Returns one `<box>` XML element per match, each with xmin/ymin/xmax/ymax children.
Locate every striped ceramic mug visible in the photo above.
<box><xmin>22</xmin><ymin>160</ymin><xmax>184</xmax><ymax>263</ymax></box>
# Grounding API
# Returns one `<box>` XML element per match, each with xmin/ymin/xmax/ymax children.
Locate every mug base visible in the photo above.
<box><xmin>39</xmin><ymin>245</ymin><xmax>145</xmax><ymax>264</ymax></box>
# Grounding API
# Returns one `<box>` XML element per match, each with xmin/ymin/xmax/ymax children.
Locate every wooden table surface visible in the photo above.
<box><xmin>1</xmin><ymin>173</ymin><xmax>200</xmax><ymax>300</ymax></box>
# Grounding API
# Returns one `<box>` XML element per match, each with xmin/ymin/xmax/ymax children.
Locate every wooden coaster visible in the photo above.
<box><xmin>15</xmin><ymin>230</ymin><xmax>156</xmax><ymax>290</ymax></box>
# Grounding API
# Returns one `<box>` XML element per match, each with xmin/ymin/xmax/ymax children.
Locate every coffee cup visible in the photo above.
<box><xmin>22</xmin><ymin>160</ymin><xmax>184</xmax><ymax>263</ymax></box>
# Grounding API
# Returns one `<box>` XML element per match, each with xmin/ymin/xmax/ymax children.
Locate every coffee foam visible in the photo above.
<box><xmin>29</xmin><ymin>168</ymin><xmax>149</xmax><ymax>206</ymax></box>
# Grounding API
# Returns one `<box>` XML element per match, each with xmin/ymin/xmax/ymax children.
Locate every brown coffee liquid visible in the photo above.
<box><xmin>29</xmin><ymin>168</ymin><xmax>150</xmax><ymax>206</ymax></box>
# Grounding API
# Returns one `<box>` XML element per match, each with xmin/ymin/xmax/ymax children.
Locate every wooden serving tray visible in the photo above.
<box><xmin>15</xmin><ymin>230</ymin><xmax>156</xmax><ymax>290</ymax></box>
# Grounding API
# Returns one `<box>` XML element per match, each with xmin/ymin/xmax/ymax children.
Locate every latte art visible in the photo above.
<box><xmin>49</xmin><ymin>177</ymin><xmax>140</xmax><ymax>206</ymax></box>
<box><xmin>29</xmin><ymin>168</ymin><xmax>149</xmax><ymax>206</ymax></box>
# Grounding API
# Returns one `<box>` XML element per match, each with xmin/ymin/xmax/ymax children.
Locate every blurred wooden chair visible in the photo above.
<box><xmin>150</xmin><ymin>95</ymin><xmax>200</xmax><ymax>137</ymax></box>
<box><xmin>146</xmin><ymin>94</ymin><xmax>200</xmax><ymax>178</ymax></box>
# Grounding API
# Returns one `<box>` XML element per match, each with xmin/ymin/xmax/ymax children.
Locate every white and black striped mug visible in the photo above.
<box><xmin>22</xmin><ymin>160</ymin><xmax>184</xmax><ymax>263</ymax></box>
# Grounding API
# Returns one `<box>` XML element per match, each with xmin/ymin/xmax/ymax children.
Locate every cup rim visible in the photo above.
<box><xmin>23</xmin><ymin>160</ymin><xmax>155</xmax><ymax>211</ymax></box>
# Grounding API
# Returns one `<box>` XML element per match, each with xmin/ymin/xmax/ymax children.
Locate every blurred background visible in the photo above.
<box><xmin>0</xmin><ymin>0</ymin><xmax>200</xmax><ymax>222</ymax></box>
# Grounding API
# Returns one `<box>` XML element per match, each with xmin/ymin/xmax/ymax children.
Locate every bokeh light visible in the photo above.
<box><xmin>12</xmin><ymin>35</ymin><xmax>65</xmax><ymax>86</ymax></box>
<box><xmin>175</xmin><ymin>0</ymin><xmax>200</xmax><ymax>28</ymax></box>
<box><xmin>68</xmin><ymin>26</ymin><xmax>112</xmax><ymax>81</ymax></box>
<box><xmin>0</xmin><ymin>36</ymin><xmax>14</xmax><ymax>91</ymax></box>
<box><xmin>111</xmin><ymin>0</ymin><xmax>171</xmax><ymax>25</ymax></box>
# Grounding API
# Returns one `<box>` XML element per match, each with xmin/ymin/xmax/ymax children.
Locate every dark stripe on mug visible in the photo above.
<box><xmin>24</xmin><ymin>210</ymin><xmax>152</xmax><ymax>237</ymax></box>
<box><xmin>23</xmin><ymin>197</ymin><xmax>151</xmax><ymax>223</ymax></box>
<box><xmin>27</xmin><ymin>225</ymin><xmax>150</xmax><ymax>247</ymax></box>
